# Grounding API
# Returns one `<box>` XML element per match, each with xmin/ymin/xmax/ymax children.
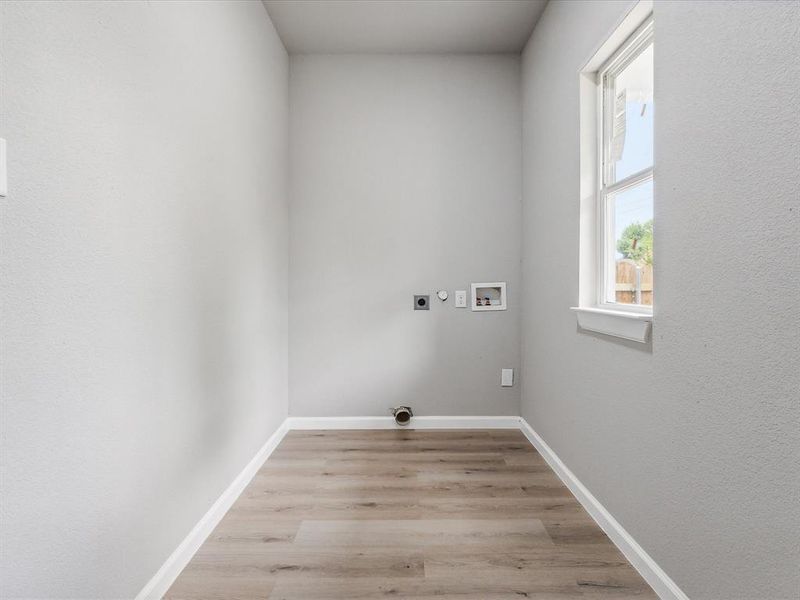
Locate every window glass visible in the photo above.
<box><xmin>609</xmin><ymin>179</ymin><xmax>653</xmax><ymax>306</ymax></box>
<box><xmin>606</xmin><ymin>42</ymin><xmax>654</xmax><ymax>184</ymax></box>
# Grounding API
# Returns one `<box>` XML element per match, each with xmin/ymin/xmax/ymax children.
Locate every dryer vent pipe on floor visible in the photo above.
<box><xmin>391</xmin><ymin>406</ymin><xmax>413</xmax><ymax>426</ymax></box>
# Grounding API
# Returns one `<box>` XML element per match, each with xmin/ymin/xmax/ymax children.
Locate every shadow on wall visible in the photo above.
<box><xmin>575</xmin><ymin>326</ymin><xmax>653</xmax><ymax>354</ymax></box>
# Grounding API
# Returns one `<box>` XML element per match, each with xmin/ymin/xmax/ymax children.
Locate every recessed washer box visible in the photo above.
<box><xmin>471</xmin><ymin>282</ymin><xmax>507</xmax><ymax>311</ymax></box>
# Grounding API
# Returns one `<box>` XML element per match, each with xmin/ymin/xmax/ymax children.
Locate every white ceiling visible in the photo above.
<box><xmin>262</xmin><ymin>1</ymin><xmax>548</xmax><ymax>54</ymax></box>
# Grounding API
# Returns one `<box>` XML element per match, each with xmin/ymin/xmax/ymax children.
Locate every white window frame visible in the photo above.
<box><xmin>596</xmin><ymin>16</ymin><xmax>654</xmax><ymax>315</ymax></box>
<box><xmin>572</xmin><ymin>3</ymin><xmax>653</xmax><ymax>343</ymax></box>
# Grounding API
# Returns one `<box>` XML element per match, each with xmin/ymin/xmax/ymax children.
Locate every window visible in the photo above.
<box><xmin>598</xmin><ymin>18</ymin><xmax>654</xmax><ymax>311</ymax></box>
<box><xmin>572</xmin><ymin>8</ymin><xmax>653</xmax><ymax>342</ymax></box>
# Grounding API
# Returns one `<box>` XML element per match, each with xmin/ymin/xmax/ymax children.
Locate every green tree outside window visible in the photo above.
<box><xmin>617</xmin><ymin>219</ymin><xmax>653</xmax><ymax>266</ymax></box>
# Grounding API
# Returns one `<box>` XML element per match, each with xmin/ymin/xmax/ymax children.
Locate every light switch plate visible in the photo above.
<box><xmin>0</xmin><ymin>139</ymin><xmax>6</xmax><ymax>197</ymax></box>
<box><xmin>501</xmin><ymin>369</ymin><xmax>514</xmax><ymax>387</ymax></box>
<box><xmin>454</xmin><ymin>290</ymin><xmax>467</xmax><ymax>308</ymax></box>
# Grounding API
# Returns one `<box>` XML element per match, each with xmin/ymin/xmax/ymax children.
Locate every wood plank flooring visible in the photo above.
<box><xmin>165</xmin><ymin>429</ymin><xmax>657</xmax><ymax>599</ymax></box>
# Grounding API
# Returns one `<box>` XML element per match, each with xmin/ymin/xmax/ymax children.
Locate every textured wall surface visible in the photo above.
<box><xmin>289</xmin><ymin>55</ymin><xmax>522</xmax><ymax>417</ymax></box>
<box><xmin>520</xmin><ymin>1</ymin><xmax>800</xmax><ymax>599</ymax></box>
<box><xmin>2</xmin><ymin>0</ymin><xmax>798</xmax><ymax>597</ymax></box>
<box><xmin>0</xmin><ymin>2</ymin><xmax>288</xmax><ymax>597</ymax></box>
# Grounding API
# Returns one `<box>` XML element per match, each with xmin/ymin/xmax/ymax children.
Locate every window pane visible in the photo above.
<box><xmin>609</xmin><ymin>179</ymin><xmax>653</xmax><ymax>306</ymax></box>
<box><xmin>607</xmin><ymin>42</ymin><xmax>653</xmax><ymax>183</ymax></box>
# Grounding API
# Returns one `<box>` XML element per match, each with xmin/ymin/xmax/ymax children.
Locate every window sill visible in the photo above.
<box><xmin>570</xmin><ymin>306</ymin><xmax>652</xmax><ymax>343</ymax></box>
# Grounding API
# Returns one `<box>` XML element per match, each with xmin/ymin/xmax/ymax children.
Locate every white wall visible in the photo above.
<box><xmin>0</xmin><ymin>2</ymin><xmax>288</xmax><ymax>597</ymax></box>
<box><xmin>521</xmin><ymin>1</ymin><xmax>800</xmax><ymax>599</ymax></box>
<box><xmin>289</xmin><ymin>55</ymin><xmax>522</xmax><ymax>417</ymax></box>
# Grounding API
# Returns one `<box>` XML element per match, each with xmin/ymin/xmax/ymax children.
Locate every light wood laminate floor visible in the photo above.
<box><xmin>166</xmin><ymin>429</ymin><xmax>657</xmax><ymax>599</ymax></box>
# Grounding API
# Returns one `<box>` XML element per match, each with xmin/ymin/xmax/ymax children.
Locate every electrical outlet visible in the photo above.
<box><xmin>454</xmin><ymin>290</ymin><xmax>467</xmax><ymax>308</ymax></box>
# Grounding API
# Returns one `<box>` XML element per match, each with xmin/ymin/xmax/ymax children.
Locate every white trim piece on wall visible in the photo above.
<box><xmin>286</xmin><ymin>415</ymin><xmax>522</xmax><ymax>430</ymax></box>
<box><xmin>135</xmin><ymin>420</ymin><xmax>290</xmax><ymax>600</ymax></box>
<box><xmin>138</xmin><ymin>415</ymin><xmax>687</xmax><ymax>600</ymax></box>
<box><xmin>518</xmin><ymin>418</ymin><xmax>689</xmax><ymax>600</ymax></box>
<box><xmin>570</xmin><ymin>306</ymin><xmax>652</xmax><ymax>343</ymax></box>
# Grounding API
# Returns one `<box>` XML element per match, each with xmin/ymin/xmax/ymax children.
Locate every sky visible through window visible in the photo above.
<box><xmin>612</xmin><ymin>44</ymin><xmax>653</xmax><ymax>260</ymax></box>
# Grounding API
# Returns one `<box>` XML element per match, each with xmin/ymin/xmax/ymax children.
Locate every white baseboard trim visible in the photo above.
<box><xmin>135</xmin><ymin>419</ymin><xmax>289</xmax><ymax>600</ymax></box>
<box><xmin>138</xmin><ymin>415</ymin><xmax>686</xmax><ymax>600</ymax></box>
<box><xmin>285</xmin><ymin>415</ymin><xmax>522</xmax><ymax>430</ymax></box>
<box><xmin>518</xmin><ymin>418</ymin><xmax>688</xmax><ymax>600</ymax></box>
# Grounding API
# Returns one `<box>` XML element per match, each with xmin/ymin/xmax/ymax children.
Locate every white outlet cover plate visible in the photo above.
<box><xmin>501</xmin><ymin>369</ymin><xmax>514</xmax><ymax>387</ymax></box>
<box><xmin>455</xmin><ymin>290</ymin><xmax>467</xmax><ymax>308</ymax></box>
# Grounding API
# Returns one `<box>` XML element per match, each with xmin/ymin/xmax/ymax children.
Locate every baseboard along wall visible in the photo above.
<box><xmin>135</xmin><ymin>420</ymin><xmax>290</xmax><ymax>600</ymax></box>
<box><xmin>516</xmin><ymin>419</ymin><xmax>689</xmax><ymax>600</ymax></box>
<box><xmin>137</xmin><ymin>415</ymin><xmax>688</xmax><ymax>600</ymax></box>
<box><xmin>285</xmin><ymin>415</ymin><xmax>521</xmax><ymax>430</ymax></box>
